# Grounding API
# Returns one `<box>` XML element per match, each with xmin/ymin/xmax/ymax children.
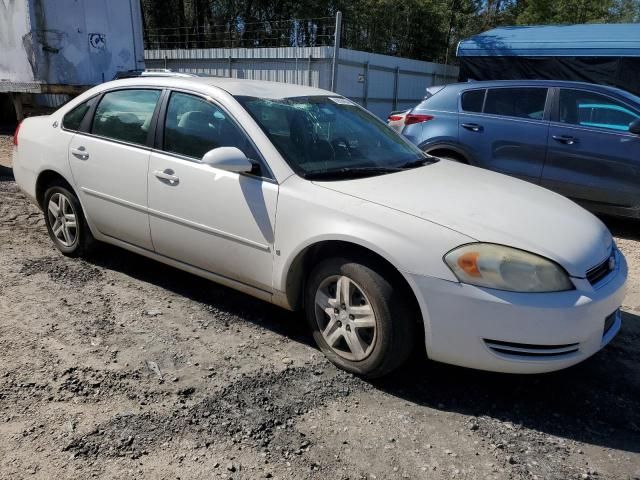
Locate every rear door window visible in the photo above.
<box><xmin>91</xmin><ymin>89</ymin><xmax>161</xmax><ymax>146</ymax></box>
<box><xmin>461</xmin><ymin>89</ymin><xmax>485</xmax><ymax>113</ymax></box>
<box><xmin>558</xmin><ymin>89</ymin><xmax>640</xmax><ymax>132</ymax></box>
<box><xmin>484</xmin><ymin>88</ymin><xmax>548</xmax><ymax>120</ymax></box>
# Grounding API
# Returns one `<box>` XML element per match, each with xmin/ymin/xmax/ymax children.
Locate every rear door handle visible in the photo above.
<box><xmin>154</xmin><ymin>169</ymin><xmax>180</xmax><ymax>185</ymax></box>
<box><xmin>71</xmin><ymin>146</ymin><xmax>89</xmax><ymax>160</ymax></box>
<box><xmin>461</xmin><ymin>123</ymin><xmax>482</xmax><ymax>132</ymax></box>
<box><xmin>552</xmin><ymin>135</ymin><xmax>577</xmax><ymax>145</ymax></box>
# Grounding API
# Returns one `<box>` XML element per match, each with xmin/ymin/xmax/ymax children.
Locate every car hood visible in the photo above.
<box><xmin>313</xmin><ymin>161</ymin><xmax>613</xmax><ymax>277</ymax></box>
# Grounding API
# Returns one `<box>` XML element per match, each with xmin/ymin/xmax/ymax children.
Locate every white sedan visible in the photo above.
<box><xmin>12</xmin><ymin>77</ymin><xmax>627</xmax><ymax>378</ymax></box>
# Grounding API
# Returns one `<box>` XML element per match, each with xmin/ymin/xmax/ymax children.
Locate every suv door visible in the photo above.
<box><xmin>147</xmin><ymin>90</ymin><xmax>278</xmax><ymax>292</ymax></box>
<box><xmin>458</xmin><ymin>87</ymin><xmax>550</xmax><ymax>183</ymax></box>
<box><xmin>67</xmin><ymin>88</ymin><xmax>161</xmax><ymax>249</ymax></box>
<box><xmin>542</xmin><ymin>88</ymin><xmax>640</xmax><ymax>213</ymax></box>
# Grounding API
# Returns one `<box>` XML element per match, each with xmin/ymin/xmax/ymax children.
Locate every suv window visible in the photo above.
<box><xmin>484</xmin><ymin>88</ymin><xmax>547</xmax><ymax>120</ymax></box>
<box><xmin>63</xmin><ymin>99</ymin><xmax>93</xmax><ymax>131</ymax></box>
<box><xmin>416</xmin><ymin>87</ymin><xmax>457</xmax><ymax>112</ymax></box>
<box><xmin>559</xmin><ymin>89</ymin><xmax>640</xmax><ymax>132</ymax></box>
<box><xmin>91</xmin><ymin>89</ymin><xmax>160</xmax><ymax>146</ymax></box>
<box><xmin>164</xmin><ymin>92</ymin><xmax>259</xmax><ymax>162</ymax></box>
<box><xmin>461</xmin><ymin>89</ymin><xmax>485</xmax><ymax>113</ymax></box>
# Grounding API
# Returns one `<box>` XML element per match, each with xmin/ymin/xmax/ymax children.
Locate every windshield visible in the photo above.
<box><xmin>236</xmin><ymin>95</ymin><xmax>426</xmax><ymax>178</ymax></box>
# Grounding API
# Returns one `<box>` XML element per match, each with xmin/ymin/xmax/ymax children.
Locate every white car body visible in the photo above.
<box><xmin>387</xmin><ymin>110</ymin><xmax>408</xmax><ymax>133</ymax></box>
<box><xmin>12</xmin><ymin>77</ymin><xmax>627</xmax><ymax>374</ymax></box>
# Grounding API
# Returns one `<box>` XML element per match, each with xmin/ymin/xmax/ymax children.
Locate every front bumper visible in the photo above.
<box><xmin>406</xmin><ymin>250</ymin><xmax>627</xmax><ymax>374</ymax></box>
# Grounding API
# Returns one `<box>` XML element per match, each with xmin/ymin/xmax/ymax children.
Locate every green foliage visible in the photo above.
<box><xmin>516</xmin><ymin>0</ymin><xmax>640</xmax><ymax>24</ymax></box>
<box><xmin>141</xmin><ymin>0</ymin><xmax>640</xmax><ymax>63</ymax></box>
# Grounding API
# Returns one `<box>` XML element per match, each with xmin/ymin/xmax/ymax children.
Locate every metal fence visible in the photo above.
<box><xmin>144</xmin><ymin>12</ymin><xmax>459</xmax><ymax>118</ymax></box>
<box><xmin>145</xmin><ymin>16</ymin><xmax>337</xmax><ymax>50</ymax></box>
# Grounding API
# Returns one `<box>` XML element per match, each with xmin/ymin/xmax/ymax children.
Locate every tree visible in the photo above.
<box><xmin>140</xmin><ymin>0</ymin><xmax>640</xmax><ymax>63</ymax></box>
<box><xmin>515</xmin><ymin>0</ymin><xmax>639</xmax><ymax>24</ymax></box>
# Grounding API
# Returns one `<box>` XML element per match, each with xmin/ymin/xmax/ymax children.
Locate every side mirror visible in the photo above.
<box><xmin>201</xmin><ymin>147</ymin><xmax>253</xmax><ymax>173</ymax></box>
<box><xmin>629</xmin><ymin>119</ymin><xmax>640</xmax><ymax>135</ymax></box>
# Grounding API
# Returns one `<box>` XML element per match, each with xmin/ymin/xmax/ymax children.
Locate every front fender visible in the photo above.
<box><xmin>272</xmin><ymin>177</ymin><xmax>471</xmax><ymax>294</ymax></box>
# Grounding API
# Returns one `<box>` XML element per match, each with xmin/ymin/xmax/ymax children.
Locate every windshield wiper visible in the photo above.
<box><xmin>303</xmin><ymin>166</ymin><xmax>402</xmax><ymax>180</ymax></box>
<box><xmin>398</xmin><ymin>156</ymin><xmax>440</xmax><ymax>169</ymax></box>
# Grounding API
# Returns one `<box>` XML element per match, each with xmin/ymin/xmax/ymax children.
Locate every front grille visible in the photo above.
<box><xmin>484</xmin><ymin>339</ymin><xmax>580</xmax><ymax>358</ymax></box>
<box><xmin>603</xmin><ymin>310</ymin><xmax>618</xmax><ymax>336</ymax></box>
<box><xmin>586</xmin><ymin>255</ymin><xmax>613</xmax><ymax>286</ymax></box>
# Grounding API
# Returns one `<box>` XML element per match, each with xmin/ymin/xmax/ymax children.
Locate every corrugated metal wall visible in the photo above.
<box><xmin>146</xmin><ymin>47</ymin><xmax>333</xmax><ymax>88</ymax></box>
<box><xmin>145</xmin><ymin>47</ymin><xmax>458</xmax><ymax>117</ymax></box>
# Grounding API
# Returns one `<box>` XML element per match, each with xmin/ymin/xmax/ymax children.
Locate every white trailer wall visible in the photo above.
<box><xmin>0</xmin><ymin>0</ymin><xmax>34</xmax><ymax>84</ymax></box>
<box><xmin>0</xmin><ymin>0</ymin><xmax>145</xmax><ymax>90</ymax></box>
<box><xmin>145</xmin><ymin>46</ymin><xmax>458</xmax><ymax>117</ymax></box>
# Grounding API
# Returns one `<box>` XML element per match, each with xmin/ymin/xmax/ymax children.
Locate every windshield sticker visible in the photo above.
<box><xmin>329</xmin><ymin>97</ymin><xmax>355</xmax><ymax>105</ymax></box>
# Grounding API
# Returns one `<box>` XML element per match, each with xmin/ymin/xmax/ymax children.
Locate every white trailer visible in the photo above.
<box><xmin>0</xmin><ymin>0</ymin><xmax>145</xmax><ymax>121</ymax></box>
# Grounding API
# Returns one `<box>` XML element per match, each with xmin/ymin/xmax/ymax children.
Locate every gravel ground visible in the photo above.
<box><xmin>1</xmin><ymin>135</ymin><xmax>639</xmax><ymax>479</ymax></box>
<box><xmin>0</xmin><ymin>135</ymin><xmax>12</xmax><ymax>169</ymax></box>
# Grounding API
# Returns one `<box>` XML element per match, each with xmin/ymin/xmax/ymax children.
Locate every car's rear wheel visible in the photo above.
<box><xmin>305</xmin><ymin>256</ymin><xmax>416</xmax><ymax>378</ymax></box>
<box><xmin>43</xmin><ymin>182</ymin><xmax>94</xmax><ymax>257</ymax></box>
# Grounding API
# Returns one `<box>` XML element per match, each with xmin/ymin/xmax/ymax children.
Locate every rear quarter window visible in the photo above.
<box><xmin>415</xmin><ymin>87</ymin><xmax>457</xmax><ymax>112</ymax></box>
<box><xmin>62</xmin><ymin>99</ymin><xmax>93</xmax><ymax>131</ymax></box>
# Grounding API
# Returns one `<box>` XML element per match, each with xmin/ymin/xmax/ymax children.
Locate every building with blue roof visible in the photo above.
<box><xmin>456</xmin><ymin>24</ymin><xmax>640</xmax><ymax>96</ymax></box>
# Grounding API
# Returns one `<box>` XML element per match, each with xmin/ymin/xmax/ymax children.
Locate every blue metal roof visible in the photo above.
<box><xmin>457</xmin><ymin>24</ymin><xmax>640</xmax><ymax>57</ymax></box>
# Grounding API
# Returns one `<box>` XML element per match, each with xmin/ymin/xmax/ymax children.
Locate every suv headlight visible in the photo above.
<box><xmin>444</xmin><ymin>243</ymin><xmax>573</xmax><ymax>293</ymax></box>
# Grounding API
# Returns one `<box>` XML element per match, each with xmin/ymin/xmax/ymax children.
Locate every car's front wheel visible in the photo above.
<box><xmin>305</xmin><ymin>256</ymin><xmax>416</xmax><ymax>378</ymax></box>
<box><xmin>43</xmin><ymin>181</ymin><xmax>94</xmax><ymax>257</ymax></box>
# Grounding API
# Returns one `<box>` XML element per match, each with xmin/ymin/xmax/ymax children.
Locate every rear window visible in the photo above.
<box><xmin>461</xmin><ymin>89</ymin><xmax>485</xmax><ymax>113</ymax></box>
<box><xmin>484</xmin><ymin>88</ymin><xmax>547</xmax><ymax>120</ymax></box>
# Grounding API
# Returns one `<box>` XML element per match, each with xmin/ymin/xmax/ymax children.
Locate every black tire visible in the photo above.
<box><xmin>305</xmin><ymin>255</ymin><xmax>416</xmax><ymax>378</ymax></box>
<box><xmin>43</xmin><ymin>181</ymin><xmax>95</xmax><ymax>257</ymax></box>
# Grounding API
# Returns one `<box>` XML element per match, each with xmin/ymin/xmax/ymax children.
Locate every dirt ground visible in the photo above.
<box><xmin>0</xmin><ymin>135</ymin><xmax>12</xmax><ymax>169</ymax></box>
<box><xmin>0</xmin><ymin>135</ymin><xmax>639</xmax><ymax>480</ymax></box>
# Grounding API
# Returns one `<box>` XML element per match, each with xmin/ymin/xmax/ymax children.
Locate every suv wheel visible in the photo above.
<box><xmin>305</xmin><ymin>256</ymin><xmax>416</xmax><ymax>378</ymax></box>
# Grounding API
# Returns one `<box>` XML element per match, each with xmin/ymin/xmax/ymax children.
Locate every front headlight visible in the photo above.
<box><xmin>444</xmin><ymin>243</ymin><xmax>573</xmax><ymax>293</ymax></box>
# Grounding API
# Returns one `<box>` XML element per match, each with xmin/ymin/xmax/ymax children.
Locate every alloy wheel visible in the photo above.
<box><xmin>314</xmin><ymin>275</ymin><xmax>377</xmax><ymax>361</ymax></box>
<box><xmin>47</xmin><ymin>192</ymin><xmax>78</xmax><ymax>248</ymax></box>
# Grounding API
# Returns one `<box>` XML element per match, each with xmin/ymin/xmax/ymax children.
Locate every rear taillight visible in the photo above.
<box><xmin>388</xmin><ymin>114</ymin><xmax>404</xmax><ymax>122</ymax></box>
<box><xmin>13</xmin><ymin>121</ymin><xmax>22</xmax><ymax>146</ymax></box>
<box><xmin>404</xmin><ymin>114</ymin><xmax>434</xmax><ymax>125</ymax></box>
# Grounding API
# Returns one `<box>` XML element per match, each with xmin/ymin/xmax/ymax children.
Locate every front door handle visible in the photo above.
<box><xmin>154</xmin><ymin>169</ymin><xmax>180</xmax><ymax>185</ymax></box>
<box><xmin>461</xmin><ymin>123</ymin><xmax>482</xmax><ymax>132</ymax></box>
<box><xmin>552</xmin><ymin>135</ymin><xmax>577</xmax><ymax>145</ymax></box>
<box><xmin>71</xmin><ymin>146</ymin><xmax>89</xmax><ymax>160</ymax></box>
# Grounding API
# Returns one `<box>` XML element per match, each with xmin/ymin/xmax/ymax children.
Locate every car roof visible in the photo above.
<box><xmin>101</xmin><ymin>76</ymin><xmax>335</xmax><ymax>99</ymax></box>
<box><xmin>443</xmin><ymin>80</ymin><xmax>639</xmax><ymax>101</ymax></box>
